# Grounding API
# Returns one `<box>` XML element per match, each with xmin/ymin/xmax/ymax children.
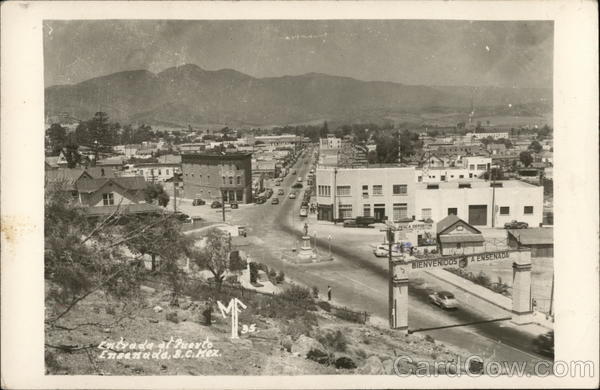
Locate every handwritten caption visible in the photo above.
<box><xmin>97</xmin><ymin>336</ymin><xmax>220</xmax><ymax>360</ymax></box>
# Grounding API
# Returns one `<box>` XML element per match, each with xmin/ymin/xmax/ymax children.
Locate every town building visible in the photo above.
<box><xmin>178</xmin><ymin>143</ymin><xmax>207</xmax><ymax>154</ymax></box>
<box><xmin>414</xmin><ymin>180</ymin><xmax>544</xmax><ymax>228</ymax></box>
<box><xmin>507</xmin><ymin>228</ymin><xmax>553</xmax><ymax>257</ymax></box>
<box><xmin>315</xmin><ymin>166</ymin><xmax>415</xmax><ymax>222</ymax></box>
<box><xmin>466</xmin><ymin>131</ymin><xmax>509</xmax><ymax>140</ymax></box>
<box><xmin>436</xmin><ymin>214</ymin><xmax>485</xmax><ymax>256</ymax></box>
<box><xmin>121</xmin><ymin>155</ymin><xmax>182</xmax><ymax>183</ymax></box>
<box><xmin>319</xmin><ymin>134</ymin><xmax>342</xmax><ymax>150</ymax></box>
<box><xmin>181</xmin><ymin>152</ymin><xmax>253</xmax><ymax>203</ymax></box>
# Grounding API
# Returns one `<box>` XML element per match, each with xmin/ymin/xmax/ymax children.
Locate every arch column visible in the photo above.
<box><xmin>391</xmin><ymin>263</ymin><xmax>409</xmax><ymax>333</ymax></box>
<box><xmin>512</xmin><ymin>250</ymin><xmax>533</xmax><ymax>324</ymax></box>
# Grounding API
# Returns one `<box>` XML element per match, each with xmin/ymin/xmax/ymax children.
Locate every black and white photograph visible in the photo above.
<box><xmin>1</xmin><ymin>1</ymin><xmax>598</xmax><ymax>389</ymax></box>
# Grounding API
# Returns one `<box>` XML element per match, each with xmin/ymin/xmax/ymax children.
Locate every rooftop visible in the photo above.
<box><xmin>508</xmin><ymin>228</ymin><xmax>553</xmax><ymax>245</ymax></box>
<box><xmin>416</xmin><ymin>180</ymin><xmax>539</xmax><ymax>190</ymax></box>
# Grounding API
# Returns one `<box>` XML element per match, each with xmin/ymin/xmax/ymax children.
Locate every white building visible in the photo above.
<box><xmin>466</xmin><ymin>132</ymin><xmax>509</xmax><ymax>140</ymax></box>
<box><xmin>319</xmin><ymin>134</ymin><xmax>342</xmax><ymax>151</ymax></box>
<box><xmin>414</xmin><ymin>180</ymin><xmax>543</xmax><ymax>228</ymax></box>
<box><xmin>316</xmin><ymin>166</ymin><xmax>415</xmax><ymax>222</ymax></box>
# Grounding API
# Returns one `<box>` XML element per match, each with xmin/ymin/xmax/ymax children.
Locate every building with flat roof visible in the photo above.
<box><xmin>414</xmin><ymin>180</ymin><xmax>543</xmax><ymax>228</ymax></box>
<box><xmin>507</xmin><ymin>228</ymin><xmax>553</xmax><ymax>257</ymax></box>
<box><xmin>181</xmin><ymin>152</ymin><xmax>252</xmax><ymax>203</ymax></box>
<box><xmin>315</xmin><ymin>166</ymin><xmax>415</xmax><ymax>222</ymax></box>
<box><xmin>319</xmin><ymin>134</ymin><xmax>342</xmax><ymax>151</ymax></box>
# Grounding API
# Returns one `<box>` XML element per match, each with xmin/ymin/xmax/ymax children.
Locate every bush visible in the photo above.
<box><xmin>268</xmin><ymin>269</ymin><xmax>277</xmax><ymax>279</ymax></box>
<box><xmin>276</xmin><ymin>271</ymin><xmax>285</xmax><ymax>283</ymax></box>
<box><xmin>317</xmin><ymin>329</ymin><xmax>348</xmax><ymax>352</ymax></box>
<box><xmin>312</xmin><ymin>286</ymin><xmax>319</xmax><ymax>299</ymax></box>
<box><xmin>249</xmin><ymin>262</ymin><xmax>258</xmax><ymax>283</ymax></box>
<box><xmin>332</xmin><ymin>307</ymin><xmax>368</xmax><ymax>324</ymax></box>
<box><xmin>317</xmin><ymin>301</ymin><xmax>331</xmax><ymax>312</ymax></box>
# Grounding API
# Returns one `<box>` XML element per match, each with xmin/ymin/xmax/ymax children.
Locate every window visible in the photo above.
<box><xmin>393</xmin><ymin>184</ymin><xmax>407</xmax><ymax>195</ymax></box>
<box><xmin>363</xmin><ymin>204</ymin><xmax>371</xmax><ymax>217</ymax></box>
<box><xmin>362</xmin><ymin>185</ymin><xmax>369</xmax><ymax>198</ymax></box>
<box><xmin>456</xmin><ymin>243</ymin><xmax>462</xmax><ymax>249</ymax></box>
<box><xmin>426</xmin><ymin>184</ymin><xmax>439</xmax><ymax>190</ymax></box>
<box><xmin>229</xmin><ymin>176</ymin><xmax>233</xmax><ymax>185</ymax></box>
<box><xmin>339</xmin><ymin>204</ymin><xmax>353</xmax><ymax>219</ymax></box>
<box><xmin>336</xmin><ymin>186</ymin><xmax>351</xmax><ymax>196</ymax></box>
<box><xmin>448</xmin><ymin>208</ymin><xmax>457</xmax><ymax>216</ymax></box>
<box><xmin>441</xmin><ymin>175</ymin><xmax>446</xmax><ymax>181</ymax></box>
<box><xmin>166</xmin><ymin>169</ymin><xmax>170</xmax><ymax>175</ymax></box>
<box><xmin>318</xmin><ymin>185</ymin><xmax>331</xmax><ymax>197</ymax></box>
<box><xmin>372</xmin><ymin>185</ymin><xmax>383</xmax><ymax>196</ymax></box>
<box><xmin>102</xmin><ymin>193</ymin><xmax>114</xmax><ymax>206</ymax></box>
<box><xmin>158</xmin><ymin>169</ymin><xmax>162</xmax><ymax>175</ymax></box>
<box><xmin>421</xmin><ymin>208</ymin><xmax>432</xmax><ymax>220</ymax></box>
<box><xmin>417</xmin><ymin>176</ymin><xmax>422</xmax><ymax>182</ymax></box>
<box><xmin>237</xmin><ymin>176</ymin><xmax>241</xmax><ymax>185</ymax></box>
<box><xmin>393</xmin><ymin>203</ymin><xmax>408</xmax><ymax>221</ymax></box>
<box><xmin>500</xmin><ymin>206</ymin><xmax>510</xmax><ymax>215</ymax></box>
<box><xmin>469</xmin><ymin>164</ymin><xmax>475</xmax><ymax>170</ymax></box>
<box><xmin>458</xmin><ymin>183</ymin><xmax>471</xmax><ymax>189</ymax></box>
<box><xmin>524</xmin><ymin>206</ymin><xmax>534</xmax><ymax>215</ymax></box>
<box><xmin>222</xmin><ymin>176</ymin><xmax>226</xmax><ymax>185</ymax></box>
<box><xmin>459</xmin><ymin>175</ymin><xmax>464</xmax><ymax>179</ymax></box>
<box><xmin>469</xmin><ymin>173</ymin><xmax>473</xmax><ymax>178</ymax></box>
<box><xmin>477</xmin><ymin>164</ymin><xmax>487</xmax><ymax>170</ymax></box>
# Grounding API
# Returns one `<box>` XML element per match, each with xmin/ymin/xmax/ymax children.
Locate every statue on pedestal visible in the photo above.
<box><xmin>303</xmin><ymin>222</ymin><xmax>309</xmax><ymax>237</ymax></box>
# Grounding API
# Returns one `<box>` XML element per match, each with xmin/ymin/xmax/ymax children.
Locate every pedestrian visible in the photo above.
<box><xmin>202</xmin><ymin>301</ymin><xmax>213</xmax><ymax>326</ymax></box>
<box><xmin>327</xmin><ymin>285</ymin><xmax>332</xmax><ymax>301</ymax></box>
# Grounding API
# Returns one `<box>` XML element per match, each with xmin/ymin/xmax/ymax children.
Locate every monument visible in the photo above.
<box><xmin>281</xmin><ymin>222</ymin><xmax>333</xmax><ymax>264</ymax></box>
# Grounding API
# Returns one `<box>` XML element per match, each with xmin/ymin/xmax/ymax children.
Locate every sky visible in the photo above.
<box><xmin>44</xmin><ymin>20</ymin><xmax>553</xmax><ymax>89</ymax></box>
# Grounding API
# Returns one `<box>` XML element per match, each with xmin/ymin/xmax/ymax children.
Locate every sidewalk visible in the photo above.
<box><xmin>425</xmin><ymin>268</ymin><xmax>554</xmax><ymax>334</ymax></box>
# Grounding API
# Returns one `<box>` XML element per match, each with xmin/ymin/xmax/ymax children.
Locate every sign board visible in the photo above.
<box><xmin>409</xmin><ymin>250</ymin><xmax>513</xmax><ymax>271</ymax></box>
<box><xmin>397</xmin><ymin>222</ymin><xmax>433</xmax><ymax>231</ymax></box>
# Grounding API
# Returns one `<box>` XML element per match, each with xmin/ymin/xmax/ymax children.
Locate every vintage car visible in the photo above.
<box><xmin>428</xmin><ymin>291</ymin><xmax>459</xmax><ymax>309</ymax></box>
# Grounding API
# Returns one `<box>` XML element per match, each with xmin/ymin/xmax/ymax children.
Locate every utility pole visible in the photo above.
<box><xmin>173</xmin><ymin>175</ymin><xmax>177</xmax><ymax>213</ymax></box>
<box><xmin>386</xmin><ymin>225</ymin><xmax>395</xmax><ymax>328</ymax></box>
<box><xmin>221</xmin><ymin>190</ymin><xmax>226</xmax><ymax>222</ymax></box>
<box><xmin>491</xmin><ymin>165</ymin><xmax>496</xmax><ymax>228</ymax></box>
<box><xmin>333</xmin><ymin>167</ymin><xmax>338</xmax><ymax>224</ymax></box>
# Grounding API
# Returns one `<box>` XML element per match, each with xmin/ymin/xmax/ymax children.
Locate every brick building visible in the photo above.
<box><xmin>181</xmin><ymin>152</ymin><xmax>253</xmax><ymax>203</ymax></box>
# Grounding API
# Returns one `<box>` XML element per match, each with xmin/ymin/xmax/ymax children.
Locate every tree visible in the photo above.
<box><xmin>375</xmin><ymin>132</ymin><xmax>399</xmax><ymax>163</ymax></box>
<box><xmin>144</xmin><ymin>183</ymin><xmax>170</xmax><ymax>207</ymax></box>
<box><xmin>367</xmin><ymin>150</ymin><xmax>378</xmax><ymax>164</ymax></box>
<box><xmin>192</xmin><ymin>228</ymin><xmax>231</xmax><ymax>291</ymax></box>
<box><xmin>64</xmin><ymin>141</ymin><xmax>81</xmax><ymax>168</ymax></box>
<box><xmin>482</xmin><ymin>168</ymin><xmax>505</xmax><ymax>181</ymax></box>
<box><xmin>46</xmin><ymin>124</ymin><xmax>68</xmax><ymax>155</ymax></box>
<box><xmin>519</xmin><ymin>151</ymin><xmax>533</xmax><ymax>167</ymax></box>
<box><xmin>528</xmin><ymin>140</ymin><xmax>543</xmax><ymax>154</ymax></box>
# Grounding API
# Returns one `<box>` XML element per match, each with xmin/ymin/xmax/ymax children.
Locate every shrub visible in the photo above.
<box><xmin>425</xmin><ymin>334</ymin><xmax>435</xmax><ymax>343</ymax></box>
<box><xmin>280</xmin><ymin>284</ymin><xmax>313</xmax><ymax>306</ymax></box>
<box><xmin>311</xmin><ymin>286</ymin><xmax>319</xmax><ymax>299</ymax></box>
<box><xmin>317</xmin><ymin>329</ymin><xmax>348</xmax><ymax>352</ymax></box>
<box><xmin>332</xmin><ymin>307</ymin><xmax>368</xmax><ymax>324</ymax></box>
<box><xmin>166</xmin><ymin>311</ymin><xmax>179</xmax><ymax>324</ymax></box>
<box><xmin>249</xmin><ymin>263</ymin><xmax>258</xmax><ymax>283</ymax></box>
<box><xmin>317</xmin><ymin>301</ymin><xmax>331</xmax><ymax>312</ymax></box>
<box><xmin>276</xmin><ymin>271</ymin><xmax>285</xmax><ymax>283</ymax></box>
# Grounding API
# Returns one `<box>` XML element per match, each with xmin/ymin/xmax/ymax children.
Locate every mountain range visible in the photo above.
<box><xmin>45</xmin><ymin>64</ymin><xmax>552</xmax><ymax>127</ymax></box>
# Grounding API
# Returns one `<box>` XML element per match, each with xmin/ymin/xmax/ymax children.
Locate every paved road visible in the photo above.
<box><xmin>186</xmin><ymin>147</ymin><xmax>552</xmax><ymax>365</ymax></box>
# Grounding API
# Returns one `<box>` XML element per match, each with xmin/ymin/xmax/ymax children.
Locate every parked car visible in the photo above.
<box><xmin>532</xmin><ymin>331</ymin><xmax>554</xmax><ymax>357</ymax></box>
<box><xmin>174</xmin><ymin>212</ymin><xmax>193</xmax><ymax>224</ymax></box>
<box><xmin>428</xmin><ymin>291</ymin><xmax>459</xmax><ymax>310</ymax></box>
<box><xmin>271</xmin><ymin>198</ymin><xmax>279</xmax><ymax>205</ymax></box>
<box><xmin>299</xmin><ymin>207</ymin><xmax>308</xmax><ymax>217</ymax></box>
<box><xmin>289</xmin><ymin>192</ymin><xmax>297</xmax><ymax>199</ymax></box>
<box><xmin>297</xmin><ymin>177</ymin><xmax>303</xmax><ymax>182</ymax></box>
<box><xmin>356</xmin><ymin>216</ymin><xmax>376</xmax><ymax>227</ymax></box>
<box><xmin>230</xmin><ymin>202</ymin><xmax>239</xmax><ymax>209</ymax></box>
<box><xmin>292</xmin><ymin>170</ymin><xmax>297</xmax><ymax>175</ymax></box>
<box><xmin>275</xmin><ymin>181</ymin><xmax>281</xmax><ymax>186</ymax></box>
<box><xmin>292</xmin><ymin>183</ymin><xmax>303</xmax><ymax>189</ymax></box>
<box><xmin>238</xmin><ymin>226</ymin><xmax>248</xmax><ymax>237</ymax></box>
<box><xmin>210</xmin><ymin>201</ymin><xmax>222</xmax><ymax>208</ymax></box>
<box><xmin>504</xmin><ymin>220</ymin><xmax>529</xmax><ymax>229</ymax></box>
<box><xmin>373</xmin><ymin>244</ymin><xmax>404</xmax><ymax>258</ymax></box>
<box><xmin>277</xmin><ymin>189</ymin><xmax>285</xmax><ymax>196</ymax></box>
<box><xmin>192</xmin><ymin>198</ymin><xmax>206</xmax><ymax>206</ymax></box>
<box><xmin>256</xmin><ymin>197</ymin><xmax>266</xmax><ymax>204</ymax></box>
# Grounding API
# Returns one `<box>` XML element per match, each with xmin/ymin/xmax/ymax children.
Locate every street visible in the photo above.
<box><xmin>178</xmin><ymin>148</ymin><xmax>552</xmax><ymax>364</ymax></box>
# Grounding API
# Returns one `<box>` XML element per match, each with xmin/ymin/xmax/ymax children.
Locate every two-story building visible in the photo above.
<box><xmin>316</xmin><ymin>166</ymin><xmax>415</xmax><ymax>222</ymax></box>
<box><xmin>181</xmin><ymin>152</ymin><xmax>253</xmax><ymax>203</ymax></box>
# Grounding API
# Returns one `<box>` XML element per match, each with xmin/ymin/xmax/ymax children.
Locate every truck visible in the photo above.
<box><xmin>343</xmin><ymin>216</ymin><xmax>376</xmax><ymax>228</ymax></box>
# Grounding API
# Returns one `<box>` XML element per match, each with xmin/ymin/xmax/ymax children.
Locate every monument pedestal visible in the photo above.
<box><xmin>511</xmin><ymin>251</ymin><xmax>533</xmax><ymax>325</ymax></box>
<box><xmin>297</xmin><ymin>236</ymin><xmax>316</xmax><ymax>261</ymax></box>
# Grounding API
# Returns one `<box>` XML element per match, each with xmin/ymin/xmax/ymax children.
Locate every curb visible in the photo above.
<box><xmin>424</xmin><ymin>269</ymin><xmax>512</xmax><ymax>313</ymax></box>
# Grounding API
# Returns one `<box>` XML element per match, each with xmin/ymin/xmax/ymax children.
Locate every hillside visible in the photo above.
<box><xmin>45</xmin><ymin>278</ymin><xmax>482</xmax><ymax>376</ymax></box>
<box><xmin>45</xmin><ymin>64</ymin><xmax>552</xmax><ymax>127</ymax></box>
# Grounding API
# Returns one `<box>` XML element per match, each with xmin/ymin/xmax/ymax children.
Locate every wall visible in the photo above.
<box><xmin>415</xmin><ymin>182</ymin><xmax>543</xmax><ymax>228</ymax></box>
<box><xmin>316</xmin><ymin>166</ymin><xmax>415</xmax><ymax>221</ymax></box>
<box><xmin>182</xmin><ymin>154</ymin><xmax>252</xmax><ymax>203</ymax></box>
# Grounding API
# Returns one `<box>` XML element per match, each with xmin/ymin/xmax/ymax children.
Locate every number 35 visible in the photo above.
<box><xmin>241</xmin><ymin>324</ymin><xmax>256</xmax><ymax>334</ymax></box>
